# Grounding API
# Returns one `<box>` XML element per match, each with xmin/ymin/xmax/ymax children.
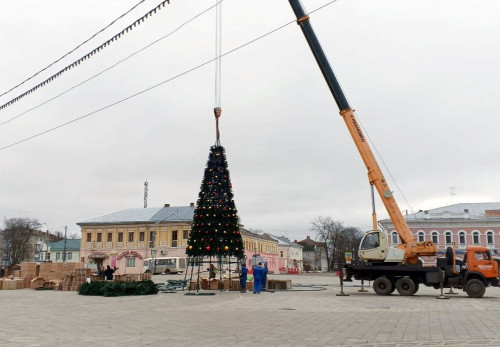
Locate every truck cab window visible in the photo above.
<box><xmin>361</xmin><ymin>233</ymin><xmax>380</xmax><ymax>250</ymax></box>
<box><xmin>475</xmin><ymin>252</ymin><xmax>490</xmax><ymax>261</ymax></box>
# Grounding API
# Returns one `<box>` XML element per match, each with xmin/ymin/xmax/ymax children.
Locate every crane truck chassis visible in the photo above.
<box><xmin>345</xmin><ymin>245</ymin><xmax>500</xmax><ymax>298</ymax></box>
<box><xmin>288</xmin><ymin>0</ymin><xmax>500</xmax><ymax>298</ymax></box>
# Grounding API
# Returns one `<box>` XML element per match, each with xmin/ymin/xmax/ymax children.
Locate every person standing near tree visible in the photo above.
<box><xmin>104</xmin><ymin>265</ymin><xmax>115</xmax><ymax>281</ymax></box>
<box><xmin>253</xmin><ymin>262</ymin><xmax>264</xmax><ymax>294</ymax></box>
<box><xmin>209</xmin><ymin>264</ymin><xmax>216</xmax><ymax>279</ymax></box>
<box><xmin>262</xmin><ymin>262</ymin><xmax>269</xmax><ymax>291</ymax></box>
<box><xmin>239</xmin><ymin>263</ymin><xmax>248</xmax><ymax>293</ymax></box>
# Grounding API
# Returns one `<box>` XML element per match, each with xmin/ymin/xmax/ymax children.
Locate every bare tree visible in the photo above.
<box><xmin>52</xmin><ymin>231</ymin><xmax>64</xmax><ymax>239</ymax></box>
<box><xmin>311</xmin><ymin>217</ymin><xmax>362</xmax><ymax>271</ymax></box>
<box><xmin>311</xmin><ymin>217</ymin><xmax>343</xmax><ymax>271</ymax></box>
<box><xmin>332</xmin><ymin>226</ymin><xmax>362</xmax><ymax>268</ymax></box>
<box><xmin>2</xmin><ymin>217</ymin><xmax>41</xmax><ymax>265</ymax></box>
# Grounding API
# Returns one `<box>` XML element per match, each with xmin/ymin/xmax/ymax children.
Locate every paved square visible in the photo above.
<box><xmin>1</xmin><ymin>273</ymin><xmax>500</xmax><ymax>346</ymax></box>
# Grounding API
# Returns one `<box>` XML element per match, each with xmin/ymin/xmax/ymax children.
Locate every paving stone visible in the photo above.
<box><xmin>1</xmin><ymin>273</ymin><xmax>500</xmax><ymax>346</ymax></box>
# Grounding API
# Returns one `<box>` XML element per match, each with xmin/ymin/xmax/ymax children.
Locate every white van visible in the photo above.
<box><xmin>143</xmin><ymin>257</ymin><xmax>186</xmax><ymax>274</ymax></box>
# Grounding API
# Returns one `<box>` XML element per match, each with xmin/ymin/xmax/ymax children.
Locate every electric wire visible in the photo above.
<box><xmin>0</xmin><ymin>0</ymin><xmax>223</xmax><ymax>127</ymax></box>
<box><xmin>1</xmin><ymin>2</ymin><xmax>327</xmax><ymax>152</ymax></box>
<box><xmin>0</xmin><ymin>0</ymin><xmax>148</xmax><ymax>99</ymax></box>
<box><xmin>0</xmin><ymin>0</ymin><xmax>171</xmax><ymax>111</ymax></box>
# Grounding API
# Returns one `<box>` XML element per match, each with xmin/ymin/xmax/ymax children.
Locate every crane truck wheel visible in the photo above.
<box><xmin>396</xmin><ymin>277</ymin><xmax>417</xmax><ymax>296</ymax></box>
<box><xmin>465</xmin><ymin>279</ymin><xmax>486</xmax><ymax>298</ymax></box>
<box><xmin>373</xmin><ymin>277</ymin><xmax>393</xmax><ymax>295</ymax></box>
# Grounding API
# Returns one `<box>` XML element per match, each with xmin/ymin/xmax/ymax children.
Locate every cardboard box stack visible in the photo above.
<box><xmin>268</xmin><ymin>279</ymin><xmax>292</xmax><ymax>290</ymax></box>
<box><xmin>1</xmin><ymin>278</ymin><xmax>23</xmax><ymax>290</ymax></box>
<box><xmin>1</xmin><ymin>262</ymin><xmax>154</xmax><ymax>291</ymax></box>
<box><xmin>209</xmin><ymin>278</ymin><xmax>219</xmax><ymax>290</ymax></box>
<box><xmin>189</xmin><ymin>281</ymin><xmax>200</xmax><ymax>290</ymax></box>
<box><xmin>30</xmin><ymin>278</ymin><xmax>45</xmax><ymax>289</ymax></box>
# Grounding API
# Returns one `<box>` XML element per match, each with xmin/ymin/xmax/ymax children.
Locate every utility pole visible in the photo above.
<box><xmin>62</xmin><ymin>226</ymin><xmax>67</xmax><ymax>262</ymax></box>
<box><xmin>144</xmin><ymin>180</ymin><xmax>148</xmax><ymax>208</ymax></box>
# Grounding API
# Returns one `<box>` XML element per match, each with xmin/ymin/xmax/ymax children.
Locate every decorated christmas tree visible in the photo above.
<box><xmin>186</xmin><ymin>120</ymin><xmax>244</xmax><ymax>259</ymax></box>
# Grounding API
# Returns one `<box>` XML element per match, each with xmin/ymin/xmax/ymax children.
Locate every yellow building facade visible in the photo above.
<box><xmin>78</xmin><ymin>205</ymin><xmax>195</xmax><ymax>274</ymax></box>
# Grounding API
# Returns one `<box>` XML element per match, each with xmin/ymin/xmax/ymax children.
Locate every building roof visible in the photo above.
<box><xmin>266</xmin><ymin>233</ymin><xmax>303</xmax><ymax>249</ymax></box>
<box><xmin>77</xmin><ymin>205</ymin><xmax>195</xmax><ymax>226</ymax></box>
<box><xmin>380</xmin><ymin>202</ymin><xmax>500</xmax><ymax>224</ymax></box>
<box><xmin>240</xmin><ymin>229</ymin><xmax>277</xmax><ymax>243</ymax></box>
<box><xmin>297</xmin><ymin>236</ymin><xmax>326</xmax><ymax>246</ymax></box>
<box><xmin>49</xmin><ymin>239</ymin><xmax>81</xmax><ymax>251</ymax></box>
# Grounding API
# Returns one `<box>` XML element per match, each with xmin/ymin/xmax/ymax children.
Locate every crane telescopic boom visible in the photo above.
<box><xmin>288</xmin><ymin>0</ymin><xmax>437</xmax><ymax>263</ymax></box>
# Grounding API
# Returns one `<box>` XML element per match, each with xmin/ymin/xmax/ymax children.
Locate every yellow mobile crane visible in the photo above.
<box><xmin>288</xmin><ymin>0</ymin><xmax>500</xmax><ymax>298</ymax></box>
<box><xmin>288</xmin><ymin>0</ymin><xmax>437</xmax><ymax>265</ymax></box>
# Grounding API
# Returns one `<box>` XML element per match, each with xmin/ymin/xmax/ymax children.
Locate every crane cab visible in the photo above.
<box><xmin>359</xmin><ymin>230</ymin><xmax>405</xmax><ymax>263</ymax></box>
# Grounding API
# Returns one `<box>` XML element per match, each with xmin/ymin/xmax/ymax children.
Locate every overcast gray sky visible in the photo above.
<box><xmin>1</xmin><ymin>0</ymin><xmax>499</xmax><ymax>240</ymax></box>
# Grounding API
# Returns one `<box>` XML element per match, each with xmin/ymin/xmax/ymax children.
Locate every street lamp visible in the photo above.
<box><xmin>42</xmin><ymin>223</ymin><xmax>50</xmax><ymax>262</ymax></box>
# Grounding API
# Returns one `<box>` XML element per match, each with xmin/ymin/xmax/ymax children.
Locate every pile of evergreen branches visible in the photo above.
<box><xmin>78</xmin><ymin>280</ymin><xmax>159</xmax><ymax>297</ymax></box>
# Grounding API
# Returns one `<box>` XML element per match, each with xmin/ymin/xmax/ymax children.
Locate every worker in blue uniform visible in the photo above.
<box><xmin>262</xmin><ymin>262</ymin><xmax>269</xmax><ymax>291</ymax></box>
<box><xmin>253</xmin><ymin>262</ymin><xmax>264</xmax><ymax>294</ymax></box>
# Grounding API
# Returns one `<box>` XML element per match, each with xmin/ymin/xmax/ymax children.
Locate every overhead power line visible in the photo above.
<box><xmin>0</xmin><ymin>0</ymin><xmax>171</xmax><ymax>111</ymax></box>
<box><xmin>0</xmin><ymin>0</ymin><xmax>148</xmax><ymax>99</ymax></box>
<box><xmin>0</xmin><ymin>0</ymin><xmax>222</xmax><ymax>127</ymax></box>
<box><xmin>0</xmin><ymin>0</ymin><xmax>338</xmax><ymax>153</ymax></box>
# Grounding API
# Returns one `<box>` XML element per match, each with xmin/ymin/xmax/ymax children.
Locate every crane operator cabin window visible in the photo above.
<box><xmin>361</xmin><ymin>233</ymin><xmax>380</xmax><ymax>250</ymax></box>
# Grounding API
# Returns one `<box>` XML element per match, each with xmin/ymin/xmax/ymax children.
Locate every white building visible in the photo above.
<box><xmin>379</xmin><ymin>202</ymin><xmax>500</xmax><ymax>264</ymax></box>
<box><xmin>265</xmin><ymin>234</ymin><xmax>303</xmax><ymax>272</ymax></box>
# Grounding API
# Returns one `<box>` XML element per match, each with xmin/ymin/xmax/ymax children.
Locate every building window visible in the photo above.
<box><xmin>445</xmin><ymin>232</ymin><xmax>452</xmax><ymax>245</ymax></box>
<box><xmin>473</xmin><ymin>232</ymin><xmax>480</xmax><ymax>244</ymax></box>
<box><xmin>432</xmin><ymin>232</ymin><xmax>438</xmax><ymax>244</ymax></box>
<box><xmin>118</xmin><ymin>232</ymin><xmax>123</xmax><ymax>242</ymax></box>
<box><xmin>280</xmin><ymin>251</ymin><xmax>284</xmax><ymax>258</ymax></box>
<box><xmin>140</xmin><ymin>232</ymin><xmax>145</xmax><ymax>242</ymax></box>
<box><xmin>172</xmin><ymin>230</ymin><xmax>178</xmax><ymax>247</ymax></box>
<box><xmin>107</xmin><ymin>233</ymin><xmax>112</xmax><ymax>242</ymax></box>
<box><xmin>97</xmin><ymin>233</ymin><xmax>102</xmax><ymax>242</ymax></box>
<box><xmin>67</xmin><ymin>252</ymin><xmax>72</xmax><ymax>260</ymax></box>
<box><xmin>126</xmin><ymin>257</ymin><xmax>135</xmax><ymax>267</ymax></box>
<box><xmin>56</xmin><ymin>253</ymin><xmax>60</xmax><ymax>260</ymax></box>
<box><xmin>418</xmin><ymin>231</ymin><xmax>425</xmax><ymax>243</ymax></box>
<box><xmin>46</xmin><ymin>253</ymin><xmax>51</xmax><ymax>261</ymax></box>
<box><xmin>183</xmin><ymin>229</ymin><xmax>189</xmax><ymax>240</ymax></box>
<box><xmin>487</xmin><ymin>232</ymin><xmax>494</xmax><ymax>244</ymax></box>
<box><xmin>391</xmin><ymin>232</ymin><xmax>398</xmax><ymax>244</ymax></box>
<box><xmin>86</xmin><ymin>233</ymin><xmax>91</xmax><ymax>242</ymax></box>
<box><xmin>128</xmin><ymin>232</ymin><xmax>134</xmax><ymax>242</ymax></box>
<box><xmin>459</xmin><ymin>232</ymin><xmax>466</xmax><ymax>244</ymax></box>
